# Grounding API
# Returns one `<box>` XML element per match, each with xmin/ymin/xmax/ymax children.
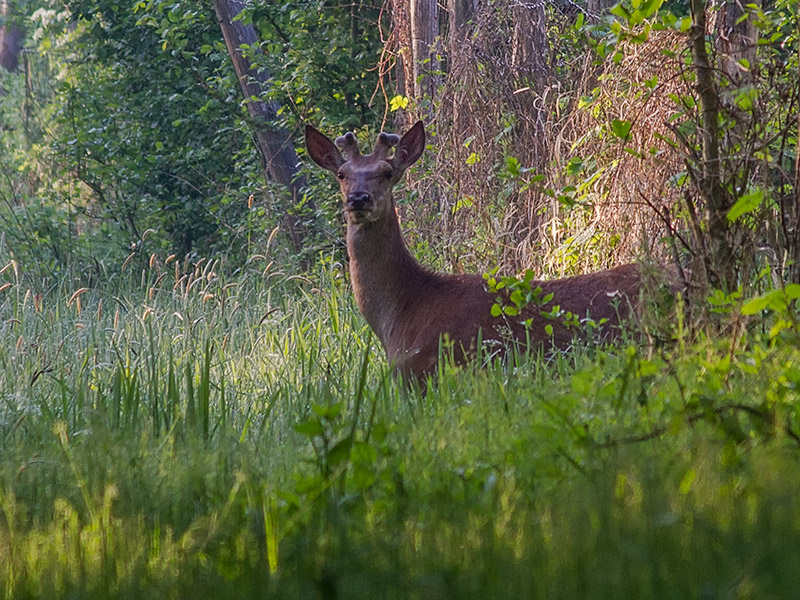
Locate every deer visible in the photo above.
<box><xmin>305</xmin><ymin>120</ymin><xmax>656</xmax><ymax>381</ymax></box>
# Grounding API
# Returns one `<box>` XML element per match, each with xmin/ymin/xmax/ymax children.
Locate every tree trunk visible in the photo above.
<box><xmin>714</xmin><ymin>0</ymin><xmax>759</xmax><ymax>83</ymax></box>
<box><xmin>410</xmin><ymin>0</ymin><xmax>440</xmax><ymax>101</ymax></box>
<box><xmin>587</xmin><ymin>0</ymin><xmax>615</xmax><ymax>23</ymax></box>
<box><xmin>211</xmin><ymin>0</ymin><xmax>311</xmax><ymax>253</ymax></box>
<box><xmin>511</xmin><ymin>0</ymin><xmax>549</xmax><ymax>84</ymax></box>
<box><xmin>0</xmin><ymin>0</ymin><xmax>24</xmax><ymax>73</ymax></box>
<box><xmin>689</xmin><ymin>0</ymin><xmax>735</xmax><ymax>291</ymax></box>
<box><xmin>448</xmin><ymin>0</ymin><xmax>475</xmax><ymax>34</ymax></box>
<box><xmin>793</xmin><ymin>108</ymin><xmax>800</xmax><ymax>282</ymax></box>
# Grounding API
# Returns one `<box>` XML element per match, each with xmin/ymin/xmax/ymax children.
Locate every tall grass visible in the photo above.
<box><xmin>1</xmin><ymin>249</ymin><xmax>799</xmax><ymax>598</ymax></box>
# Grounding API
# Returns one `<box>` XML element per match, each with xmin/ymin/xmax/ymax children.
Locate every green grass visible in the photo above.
<box><xmin>1</xmin><ymin>251</ymin><xmax>800</xmax><ymax>599</ymax></box>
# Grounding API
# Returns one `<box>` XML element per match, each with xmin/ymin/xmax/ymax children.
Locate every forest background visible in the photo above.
<box><xmin>1</xmin><ymin>0</ymin><xmax>795</xmax><ymax>286</ymax></box>
<box><xmin>0</xmin><ymin>0</ymin><xmax>799</xmax><ymax>596</ymax></box>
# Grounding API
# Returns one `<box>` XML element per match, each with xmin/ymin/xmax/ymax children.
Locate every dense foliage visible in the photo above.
<box><xmin>0</xmin><ymin>0</ymin><xmax>387</xmax><ymax>275</ymax></box>
<box><xmin>248</xmin><ymin>0</ymin><xmax>388</xmax><ymax>130</ymax></box>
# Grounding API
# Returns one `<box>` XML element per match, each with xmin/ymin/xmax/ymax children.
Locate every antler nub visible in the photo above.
<box><xmin>372</xmin><ymin>132</ymin><xmax>400</xmax><ymax>159</ymax></box>
<box><xmin>334</xmin><ymin>132</ymin><xmax>361</xmax><ymax>158</ymax></box>
<box><xmin>333</xmin><ymin>130</ymin><xmax>401</xmax><ymax>160</ymax></box>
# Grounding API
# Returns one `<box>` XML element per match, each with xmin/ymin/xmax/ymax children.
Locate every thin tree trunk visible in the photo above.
<box><xmin>0</xmin><ymin>0</ymin><xmax>24</xmax><ymax>73</ymax></box>
<box><xmin>448</xmin><ymin>0</ymin><xmax>475</xmax><ymax>34</ymax></box>
<box><xmin>511</xmin><ymin>0</ymin><xmax>549</xmax><ymax>84</ymax></box>
<box><xmin>392</xmin><ymin>0</ymin><xmax>413</xmax><ymax>129</ymax></box>
<box><xmin>689</xmin><ymin>0</ymin><xmax>735</xmax><ymax>290</ymax></box>
<box><xmin>212</xmin><ymin>0</ymin><xmax>311</xmax><ymax>253</ymax></box>
<box><xmin>715</xmin><ymin>0</ymin><xmax>759</xmax><ymax>83</ymax></box>
<box><xmin>793</xmin><ymin>107</ymin><xmax>800</xmax><ymax>282</ymax></box>
<box><xmin>410</xmin><ymin>0</ymin><xmax>439</xmax><ymax>101</ymax></box>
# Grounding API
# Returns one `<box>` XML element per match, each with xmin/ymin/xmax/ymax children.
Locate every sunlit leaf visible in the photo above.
<box><xmin>727</xmin><ymin>190</ymin><xmax>764</xmax><ymax>222</ymax></box>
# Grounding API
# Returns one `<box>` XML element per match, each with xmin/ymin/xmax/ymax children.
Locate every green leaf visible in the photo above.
<box><xmin>640</xmin><ymin>0</ymin><xmax>663</xmax><ymax>18</ymax></box>
<box><xmin>452</xmin><ymin>196</ymin><xmax>475</xmax><ymax>214</ymax></box>
<box><xmin>294</xmin><ymin>419</ymin><xmax>324</xmax><ymax>437</ymax></box>
<box><xmin>389</xmin><ymin>95</ymin><xmax>409</xmax><ymax>112</ymax></box>
<box><xmin>734</xmin><ymin>91</ymin><xmax>753</xmax><ymax>110</ymax></box>
<box><xmin>741</xmin><ymin>290</ymin><xmax>776</xmax><ymax>315</ymax></box>
<box><xmin>505</xmin><ymin>156</ymin><xmax>521</xmax><ymax>177</ymax></box>
<box><xmin>667</xmin><ymin>171</ymin><xmax>688</xmax><ymax>187</ymax></box>
<box><xmin>610</xmin><ymin>3</ymin><xmax>632</xmax><ymax>20</ymax></box>
<box><xmin>491</xmin><ymin>304</ymin><xmax>502</xmax><ymax>317</ymax></box>
<box><xmin>743</xmin><ymin>285</ymin><xmax>800</xmax><ymax>315</ymax></box>
<box><xmin>637</xmin><ymin>359</ymin><xmax>660</xmax><ymax>377</ymax></box>
<box><xmin>727</xmin><ymin>190</ymin><xmax>764</xmax><ymax>222</ymax></box>
<box><xmin>327</xmin><ymin>435</ymin><xmax>353</xmax><ymax>468</ymax></box>
<box><xmin>571</xmin><ymin>370</ymin><xmax>594</xmax><ymax>395</ymax></box>
<box><xmin>785</xmin><ymin>284</ymin><xmax>800</xmax><ymax>300</ymax></box>
<box><xmin>679</xmin><ymin>469</ymin><xmax>696</xmax><ymax>494</ymax></box>
<box><xmin>312</xmin><ymin>403</ymin><xmax>342</xmax><ymax>419</ymax></box>
<box><xmin>566</xmin><ymin>157</ymin><xmax>583</xmax><ymax>175</ymax></box>
<box><xmin>577</xmin><ymin>95</ymin><xmax>597</xmax><ymax>110</ymax></box>
<box><xmin>466</xmin><ymin>152</ymin><xmax>481</xmax><ymax>166</ymax></box>
<box><xmin>611</xmin><ymin>119</ymin><xmax>632</xmax><ymax>140</ymax></box>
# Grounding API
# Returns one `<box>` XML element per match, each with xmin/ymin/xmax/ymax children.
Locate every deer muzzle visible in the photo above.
<box><xmin>346</xmin><ymin>191</ymin><xmax>371</xmax><ymax>211</ymax></box>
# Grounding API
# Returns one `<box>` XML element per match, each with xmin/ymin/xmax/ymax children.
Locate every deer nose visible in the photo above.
<box><xmin>346</xmin><ymin>192</ymin><xmax>371</xmax><ymax>211</ymax></box>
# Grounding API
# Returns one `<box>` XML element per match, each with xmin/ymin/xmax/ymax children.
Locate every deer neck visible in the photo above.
<box><xmin>346</xmin><ymin>202</ymin><xmax>433</xmax><ymax>345</ymax></box>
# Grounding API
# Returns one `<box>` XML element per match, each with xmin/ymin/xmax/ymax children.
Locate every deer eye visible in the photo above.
<box><xmin>336</xmin><ymin>171</ymin><xmax>345</xmax><ymax>180</ymax></box>
<box><xmin>383</xmin><ymin>169</ymin><xmax>394</xmax><ymax>180</ymax></box>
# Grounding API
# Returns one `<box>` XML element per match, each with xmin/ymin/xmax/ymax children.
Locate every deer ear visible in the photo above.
<box><xmin>392</xmin><ymin>121</ymin><xmax>425</xmax><ymax>171</ymax></box>
<box><xmin>305</xmin><ymin>125</ymin><xmax>345</xmax><ymax>173</ymax></box>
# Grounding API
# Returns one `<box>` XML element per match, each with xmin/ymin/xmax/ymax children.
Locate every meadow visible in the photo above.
<box><xmin>1</xmin><ymin>248</ymin><xmax>799</xmax><ymax>599</ymax></box>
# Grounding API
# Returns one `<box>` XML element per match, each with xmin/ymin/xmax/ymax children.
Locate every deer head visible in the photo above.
<box><xmin>305</xmin><ymin>121</ymin><xmax>426</xmax><ymax>225</ymax></box>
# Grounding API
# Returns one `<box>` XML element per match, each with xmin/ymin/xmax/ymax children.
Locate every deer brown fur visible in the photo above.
<box><xmin>306</xmin><ymin>121</ymin><xmax>650</xmax><ymax>380</ymax></box>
